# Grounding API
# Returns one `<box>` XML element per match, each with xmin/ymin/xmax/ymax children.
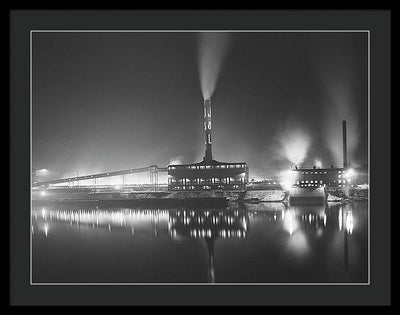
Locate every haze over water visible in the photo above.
<box><xmin>32</xmin><ymin>201</ymin><xmax>368</xmax><ymax>283</ymax></box>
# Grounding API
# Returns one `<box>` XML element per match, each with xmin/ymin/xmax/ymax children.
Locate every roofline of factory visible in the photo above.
<box><xmin>168</xmin><ymin>159</ymin><xmax>247</xmax><ymax>167</ymax></box>
<box><xmin>292</xmin><ymin>165</ymin><xmax>368</xmax><ymax>171</ymax></box>
<box><xmin>292</xmin><ymin>166</ymin><xmax>345</xmax><ymax>171</ymax></box>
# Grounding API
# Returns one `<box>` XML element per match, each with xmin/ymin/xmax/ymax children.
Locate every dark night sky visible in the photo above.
<box><xmin>32</xmin><ymin>32</ymin><xmax>368</xmax><ymax>179</ymax></box>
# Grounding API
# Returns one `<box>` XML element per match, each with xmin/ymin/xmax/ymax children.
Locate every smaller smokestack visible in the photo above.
<box><xmin>342</xmin><ymin>120</ymin><xmax>348</xmax><ymax>169</ymax></box>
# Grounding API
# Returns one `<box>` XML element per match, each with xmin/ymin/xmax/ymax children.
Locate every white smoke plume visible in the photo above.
<box><xmin>198</xmin><ymin>32</ymin><xmax>232</xmax><ymax>100</ymax></box>
<box><xmin>314</xmin><ymin>158</ymin><xmax>323</xmax><ymax>169</ymax></box>
<box><xmin>169</xmin><ymin>155</ymin><xmax>185</xmax><ymax>165</ymax></box>
<box><xmin>278</xmin><ymin>127</ymin><xmax>312</xmax><ymax>166</ymax></box>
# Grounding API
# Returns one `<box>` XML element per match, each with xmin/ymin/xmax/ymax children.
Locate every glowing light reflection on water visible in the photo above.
<box><xmin>32</xmin><ymin>201</ymin><xmax>368</xmax><ymax>283</ymax></box>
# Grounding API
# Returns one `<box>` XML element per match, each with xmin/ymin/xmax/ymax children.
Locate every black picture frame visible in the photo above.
<box><xmin>10</xmin><ymin>9</ymin><xmax>391</xmax><ymax>306</ymax></box>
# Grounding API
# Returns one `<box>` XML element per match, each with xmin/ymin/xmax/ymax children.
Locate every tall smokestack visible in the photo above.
<box><xmin>203</xmin><ymin>99</ymin><xmax>213</xmax><ymax>162</ymax></box>
<box><xmin>342</xmin><ymin>120</ymin><xmax>348</xmax><ymax>168</ymax></box>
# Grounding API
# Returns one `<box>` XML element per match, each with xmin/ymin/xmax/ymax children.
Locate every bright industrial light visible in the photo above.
<box><xmin>40</xmin><ymin>190</ymin><xmax>46</xmax><ymax>196</ymax></box>
<box><xmin>314</xmin><ymin>159</ymin><xmax>322</xmax><ymax>169</ymax></box>
<box><xmin>279</xmin><ymin>169</ymin><xmax>298</xmax><ymax>190</ymax></box>
<box><xmin>345</xmin><ymin>168</ymin><xmax>356</xmax><ymax>179</ymax></box>
<box><xmin>36</xmin><ymin>169</ymin><xmax>49</xmax><ymax>176</ymax></box>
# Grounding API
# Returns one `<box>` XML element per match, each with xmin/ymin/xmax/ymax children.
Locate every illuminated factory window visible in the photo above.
<box><xmin>167</xmin><ymin>161</ymin><xmax>248</xmax><ymax>191</ymax></box>
<box><xmin>338</xmin><ymin>174</ymin><xmax>341</xmax><ymax>178</ymax></box>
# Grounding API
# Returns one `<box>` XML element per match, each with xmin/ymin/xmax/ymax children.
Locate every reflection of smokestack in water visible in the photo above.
<box><xmin>205</xmin><ymin>237</ymin><xmax>215</xmax><ymax>283</ymax></box>
<box><xmin>203</xmin><ymin>99</ymin><xmax>213</xmax><ymax>162</ymax></box>
<box><xmin>342</xmin><ymin>120</ymin><xmax>348</xmax><ymax>168</ymax></box>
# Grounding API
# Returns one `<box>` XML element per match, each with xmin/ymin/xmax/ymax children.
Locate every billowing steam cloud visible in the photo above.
<box><xmin>169</xmin><ymin>155</ymin><xmax>185</xmax><ymax>165</ymax></box>
<box><xmin>279</xmin><ymin>170</ymin><xmax>298</xmax><ymax>190</ymax></box>
<box><xmin>198</xmin><ymin>32</ymin><xmax>232</xmax><ymax>100</ymax></box>
<box><xmin>278</xmin><ymin>127</ymin><xmax>311</xmax><ymax>166</ymax></box>
<box><xmin>314</xmin><ymin>158</ymin><xmax>323</xmax><ymax>169</ymax></box>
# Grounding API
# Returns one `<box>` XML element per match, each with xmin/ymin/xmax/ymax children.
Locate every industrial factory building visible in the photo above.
<box><xmin>290</xmin><ymin>121</ymin><xmax>369</xmax><ymax>189</ymax></box>
<box><xmin>293</xmin><ymin>167</ymin><xmax>355</xmax><ymax>188</ymax></box>
<box><xmin>168</xmin><ymin>160</ymin><xmax>249</xmax><ymax>191</ymax></box>
<box><xmin>168</xmin><ymin>99</ymin><xmax>249</xmax><ymax>191</ymax></box>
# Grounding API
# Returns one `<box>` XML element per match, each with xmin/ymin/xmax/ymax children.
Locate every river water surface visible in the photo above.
<box><xmin>32</xmin><ymin>201</ymin><xmax>368</xmax><ymax>283</ymax></box>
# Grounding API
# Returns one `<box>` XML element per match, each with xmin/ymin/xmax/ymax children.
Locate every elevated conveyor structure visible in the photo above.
<box><xmin>32</xmin><ymin>165</ymin><xmax>168</xmax><ymax>190</ymax></box>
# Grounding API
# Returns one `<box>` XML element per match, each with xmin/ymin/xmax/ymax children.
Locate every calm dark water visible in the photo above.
<box><xmin>32</xmin><ymin>201</ymin><xmax>368</xmax><ymax>283</ymax></box>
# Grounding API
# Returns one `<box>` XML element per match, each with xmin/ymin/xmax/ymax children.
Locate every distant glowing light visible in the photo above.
<box><xmin>40</xmin><ymin>190</ymin><xmax>46</xmax><ymax>196</ymax></box>
<box><xmin>279</xmin><ymin>170</ymin><xmax>298</xmax><ymax>190</ymax></box>
<box><xmin>345</xmin><ymin>168</ymin><xmax>356</xmax><ymax>179</ymax></box>
<box><xmin>36</xmin><ymin>169</ymin><xmax>48</xmax><ymax>176</ymax></box>
<box><xmin>315</xmin><ymin>159</ymin><xmax>322</xmax><ymax>169</ymax></box>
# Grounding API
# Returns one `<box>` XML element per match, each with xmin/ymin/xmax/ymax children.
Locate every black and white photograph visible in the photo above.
<box><xmin>10</xmin><ymin>10</ymin><xmax>391</xmax><ymax>306</ymax></box>
<box><xmin>30</xmin><ymin>30</ymin><xmax>369</xmax><ymax>284</ymax></box>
